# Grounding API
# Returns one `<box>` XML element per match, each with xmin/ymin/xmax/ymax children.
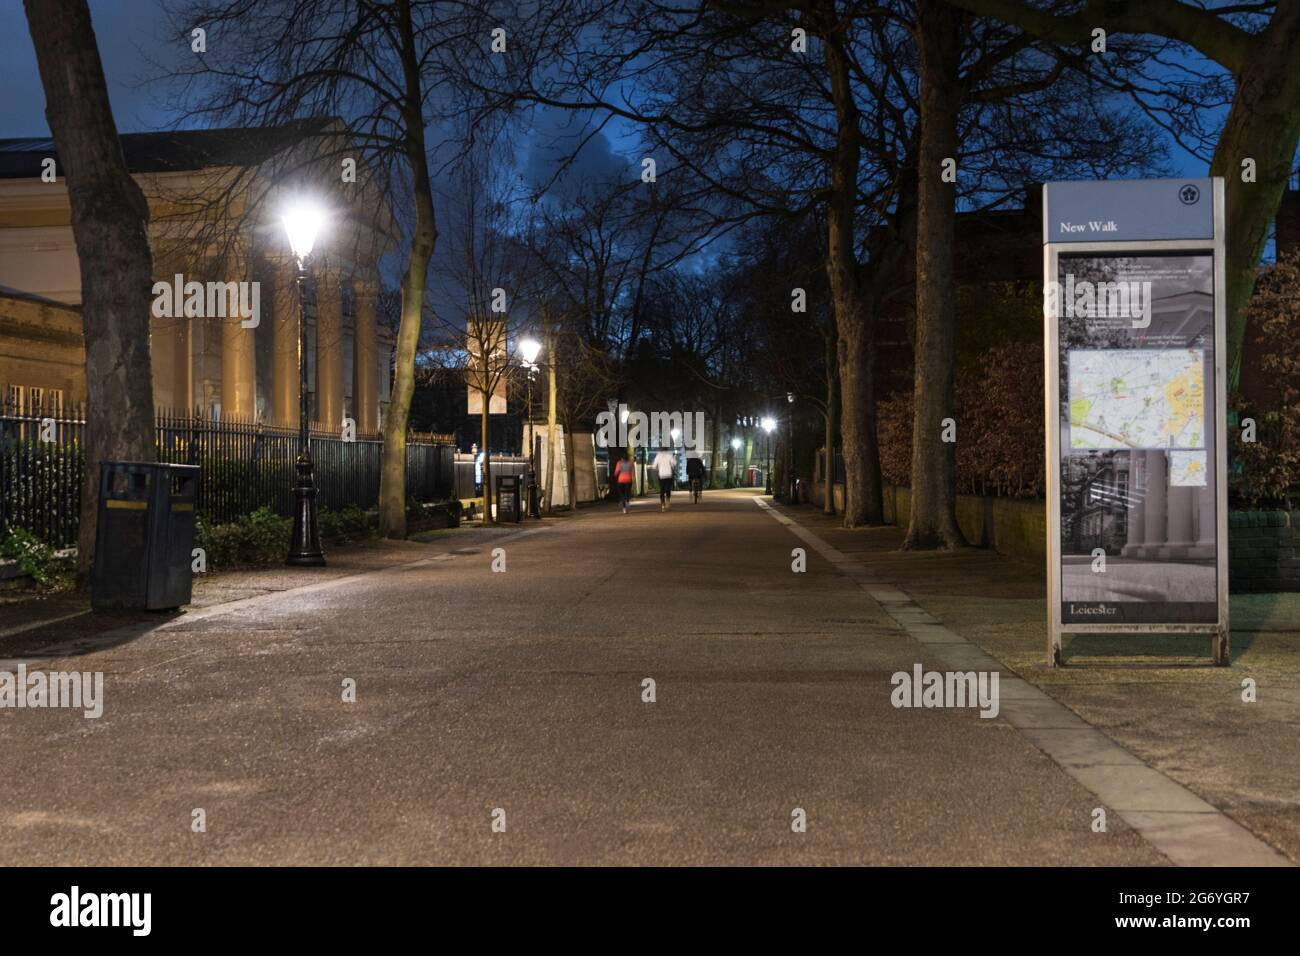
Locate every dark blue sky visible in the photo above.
<box><xmin>1</xmin><ymin>0</ymin><xmax>182</xmax><ymax>139</ymax></box>
<box><xmin>4</xmin><ymin>0</ymin><xmax>1214</xmax><ymax>180</ymax></box>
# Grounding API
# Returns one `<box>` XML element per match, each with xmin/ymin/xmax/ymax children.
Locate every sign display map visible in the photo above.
<box><xmin>1044</xmin><ymin>177</ymin><xmax>1227</xmax><ymax>666</ymax></box>
<box><xmin>1066</xmin><ymin>348</ymin><xmax>1205</xmax><ymax>450</ymax></box>
<box><xmin>1054</xmin><ymin>252</ymin><xmax>1220</xmax><ymax>628</ymax></box>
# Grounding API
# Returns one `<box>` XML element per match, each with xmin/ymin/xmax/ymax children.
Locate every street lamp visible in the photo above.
<box><xmin>786</xmin><ymin>391</ymin><xmax>796</xmax><ymax>502</ymax></box>
<box><xmin>762</xmin><ymin>416</ymin><xmax>776</xmax><ymax>495</ymax></box>
<box><xmin>730</xmin><ymin>436</ymin><xmax>741</xmax><ymax>488</ymax></box>
<box><xmin>519</xmin><ymin>336</ymin><xmax>542</xmax><ymax>518</ymax></box>
<box><xmin>282</xmin><ymin>201</ymin><xmax>327</xmax><ymax>567</ymax></box>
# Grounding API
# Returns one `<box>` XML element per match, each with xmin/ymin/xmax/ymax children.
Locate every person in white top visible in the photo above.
<box><xmin>652</xmin><ymin>448</ymin><xmax>677</xmax><ymax>512</ymax></box>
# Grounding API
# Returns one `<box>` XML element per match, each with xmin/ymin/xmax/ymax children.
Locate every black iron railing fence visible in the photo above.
<box><xmin>1</xmin><ymin>402</ymin><xmax>454</xmax><ymax>549</ymax></box>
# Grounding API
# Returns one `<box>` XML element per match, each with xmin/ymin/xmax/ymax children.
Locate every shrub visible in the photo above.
<box><xmin>1230</xmin><ymin>252</ymin><xmax>1300</xmax><ymax>507</ymax></box>
<box><xmin>318</xmin><ymin>505</ymin><xmax>374</xmax><ymax>544</ymax></box>
<box><xmin>195</xmin><ymin>507</ymin><xmax>292</xmax><ymax>568</ymax></box>
<box><xmin>877</xmin><ymin>391</ymin><xmax>913</xmax><ymax>489</ymax></box>
<box><xmin>0</xmin><ymin>527</ymin><xmax>71</xmax><ymax>587</ymax></box>
<box><xmin>878</xmin><ymin>341</ymin><xmax>1044</xmax><ymax>498</ymax></box>
<box><xmin>196</xmin><ymin>505</ymin><xmax>380</xmax><ymax>568</ymax></box>
<box><xmin>958</xmin><ymin>343</ymin><xmax>1044</xmax><ymax>498</ymax></box>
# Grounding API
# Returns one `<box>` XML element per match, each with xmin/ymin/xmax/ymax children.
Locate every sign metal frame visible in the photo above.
<box><xmin>1043</xmin><ymin>178</ymin><xmax>1229</xmax><ymax>667</ymax></box>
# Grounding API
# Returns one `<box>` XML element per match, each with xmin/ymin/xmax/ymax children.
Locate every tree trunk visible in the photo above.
<box><xmin>25</xmin><ymin>0</ymin><xmax>156</xmax><ymax>580</ymax></box>
<box><xmin>1215</xmin><ymin>3</ymin><xmax>1300</xmax><ymax>388</ymax></box>
<box><xmin>823</xmin><ymin>21</ymin><xmax>883</xmax><ymax>527</ymax></box>
<box><xmin>545</xmin><ymin>331</ymin><xmax>558</xmax><ymax>514</ymax></box>
<box><xmin>481</xmin><ymin>399</ymin><xmax>492</xmax><ymax>523</ymax></box>
<box><xmin>625</xmin><ymin>401</ymin><xmax>635</xmax><ymax>501</ymax></box>
<box><xmin>564</xmin><ymin>415</ymin><xmax>578</xmax><ymax>510</ymax></box>
<box><xmin>710</xmin><ymin>399</ymin><xmax>722</xmax><ymax>489</ymax></box>
<box><xmin>378</xmin><ymin>0</ymin><xmax>437</xmax><ymax>539</ymax></box>
<box><xmin>824</xmin><ymin>325</ymin><xmax>837</xmax><ymax>515</ymax></box>
<box><xmin>905</xmin><ymin>0</ymin><xmax>967</xmax><ymax>551</ymax></box>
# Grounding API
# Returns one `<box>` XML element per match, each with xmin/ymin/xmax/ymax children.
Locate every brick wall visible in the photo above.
<box><xmin>884</xmin><ymin>486</ymin><xmax>1046</xmax><ymax>563</ymax></box>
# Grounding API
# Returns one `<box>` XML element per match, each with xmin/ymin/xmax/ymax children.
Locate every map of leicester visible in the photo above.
<box><xmin>1067</xmin><ymin>348</ymin><xmax>1205</xmax><ymax>450</ymax></box>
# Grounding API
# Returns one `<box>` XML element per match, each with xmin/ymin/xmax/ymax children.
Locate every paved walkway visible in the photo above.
<box><xmin>0</xmin><ymin>490</ymin><xmax>1286</xmax><ymax>864</ymax></box>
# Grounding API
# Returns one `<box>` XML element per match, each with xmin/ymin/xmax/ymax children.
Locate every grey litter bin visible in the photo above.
<box><xmin>91</xmin><ymin>461</ymin><xmax>200</xmax><ymax>611</ymax></box>
<box><xmin>495</xmin><ymin>474</ymin><xmax>522</xmax><ymax>524</ymax></box>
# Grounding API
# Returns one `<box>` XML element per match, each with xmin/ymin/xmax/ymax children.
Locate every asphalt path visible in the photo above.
<box><xmin>0</xmin><ymin>489</ymin><xmax>1165</xmax><ymax>865</ymax></box>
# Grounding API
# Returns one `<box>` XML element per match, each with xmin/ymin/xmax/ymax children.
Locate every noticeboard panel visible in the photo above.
<box><xmin>1043</xmin><ymin>179</ymin><xmax>1228</xmax><ymax>665</ymax></box>
<box><xmin>1055</xmin><ymin>252</ymin><xmax>1217</xmax><ymax>625</ymax></box>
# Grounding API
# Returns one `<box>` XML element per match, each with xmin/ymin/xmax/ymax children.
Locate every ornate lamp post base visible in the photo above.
<box><xmin>286</xmin><ymin>451</ymin><xmax>326</xmax><ymax>567</ymax></box>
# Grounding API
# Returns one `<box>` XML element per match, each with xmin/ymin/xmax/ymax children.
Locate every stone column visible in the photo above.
<box><xmin>153</xmin><ymin>314</ymin><xmax>189</xmax><ymax>412</ymax></box>
<box><xmin>149</xmin><ymin>258</ymin><xmax>185</xmax><ymax>412</ymax></box>
<box><xmin>1162</xmin><ymin>484</ymin><xmax>1195</xmax><ymax>559</ymax></box>
<box><xmin>353</xmin><ymin>279</ymin><xmax>379</xmax><ymax>434</ymax></box>
<box><xmin>1190</xmin><ymin>479</ymin><xmax>1217</xmax><ymax>560</ymax></box>
<box><xmin>272</xmin><ymin>258</ymin><xmax>300</xmax><ymax>427</ymax></box>
<box><xmin>315</xmin><ymin>268</ymin><xmax>344</xmax><ymax>431</ymax></box>
<box><xmin>220</xmin><ymin>252</ymin><xmax>257</xmax><ymax>420</ymax></box>
<box><xmin>1140</xmin><ymin>450</ymin><xmax>1167</xmax><ymax>558</ymax></box>
<box><xmin>1122</xmin><ymin>452</ymin><xmax>1147</xmax><ymax>557</ymax></box>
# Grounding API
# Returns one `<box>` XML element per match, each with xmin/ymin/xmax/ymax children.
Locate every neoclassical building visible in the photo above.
<box><xmin>0</xmin><ymin>121</ymin><xmax>396</xmax><ymax>433</ymax></box>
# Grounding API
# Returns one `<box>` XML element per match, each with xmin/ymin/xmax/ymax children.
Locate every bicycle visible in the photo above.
<box><xmin>690</xmin><ymin>477</ymin><xmax>703</xmax><ymax>503</ymax></box>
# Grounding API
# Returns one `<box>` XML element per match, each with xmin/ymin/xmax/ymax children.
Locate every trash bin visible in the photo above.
<box><xmin>91</xmin><ymin>461</ymin><xmax>200</xmax><ymax>611</ymax></box>
<box><xmin>495</xmin><ymin>474</ymin><xmax>522</xmax><ymax>524</ymax></box>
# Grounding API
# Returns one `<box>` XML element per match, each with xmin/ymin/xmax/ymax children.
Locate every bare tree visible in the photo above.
<box><xmin>948</xmin><ymin>0</ymin><xmax>1300</xmax><ymax>389</ymax></box>
<box><xmin>905</xmin><ymin>1</ymin><xmax>1165</xmax><ymax>549</ymax></box>
<box><xmin>161</xmin><ymin>0</ymin><xmax>499</xmax><ymax>537</ymax></box>
<box><xmin>24</xmin><ymin>0</ymin><xmax>156</xmax><ymax>578</ymax></box>
<box><xmin>720</xmin><ymin>213</ymin><xmax>836</xmax><ymax>511</ymax></box>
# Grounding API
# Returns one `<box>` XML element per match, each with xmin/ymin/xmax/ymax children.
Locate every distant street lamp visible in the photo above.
<box><xmin>730</xmin><ymin>436</ymin><xmax>741</xmax><ymax>488</ymax></box>
<box><xmin>282</xmin><ymin>201</ymin><xmax>327</xmax><ymax>567</ymax></box>
<box><xmin>519</xmin><ymin>336</ymin><xmax>542</xmax><ymax>519</ymax></box>
<box><xmin>762</xmin><ymin>416</ymin><xmax>776</xmax><ymax>495</ymax></box>
<box><xmin>786</xmin><ymin>391</ymin><xmax>796</xmax><ymax>502</ymax></box>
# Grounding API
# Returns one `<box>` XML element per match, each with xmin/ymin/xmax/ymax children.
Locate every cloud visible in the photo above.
<box><xmin>521</xmin><ymin>107</ymin><xmax>631</xmax><ymax>201</ymax></box>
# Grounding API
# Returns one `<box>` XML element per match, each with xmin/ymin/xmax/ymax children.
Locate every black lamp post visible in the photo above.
<box><xmin>786</xmin><ymin>391</ymin><xmax>796</xmax><ymax>502</ymax></box>
<box><xmin>283</xmin><ymin>203</ymin><xmax>326</xmax><ymax>566</ymax></box>
<box><xmin>519</xmin><ymin>336</ymin><xmax>542</xmax><ymax>518</ymax></box>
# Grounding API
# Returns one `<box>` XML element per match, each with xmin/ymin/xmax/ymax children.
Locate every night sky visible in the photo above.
<box><xmin>2</xmin><ymin>1</ymin><xmax>1214</xmax><ymax>173</ymax></box>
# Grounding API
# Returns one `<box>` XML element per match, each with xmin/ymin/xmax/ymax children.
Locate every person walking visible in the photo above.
<box><xmin>652</xmin><ymin>447</ymin><xmax>677</xmax><ymax>512</ymax></box>
<box><xmin>613</xmin><ymin>454</ymin><xmax>636</xmax><ymax>513</ymax></box>
<box><xmin>686</xmin><ymin>456</ymin><xmax>705</xmax><ymax>503</ymax></box>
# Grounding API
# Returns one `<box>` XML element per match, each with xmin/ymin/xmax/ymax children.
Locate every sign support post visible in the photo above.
<box><xmin>1043</xmin><ymin>178</ymin><xmax>1228</xmax><ymax>667</ymax></box>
